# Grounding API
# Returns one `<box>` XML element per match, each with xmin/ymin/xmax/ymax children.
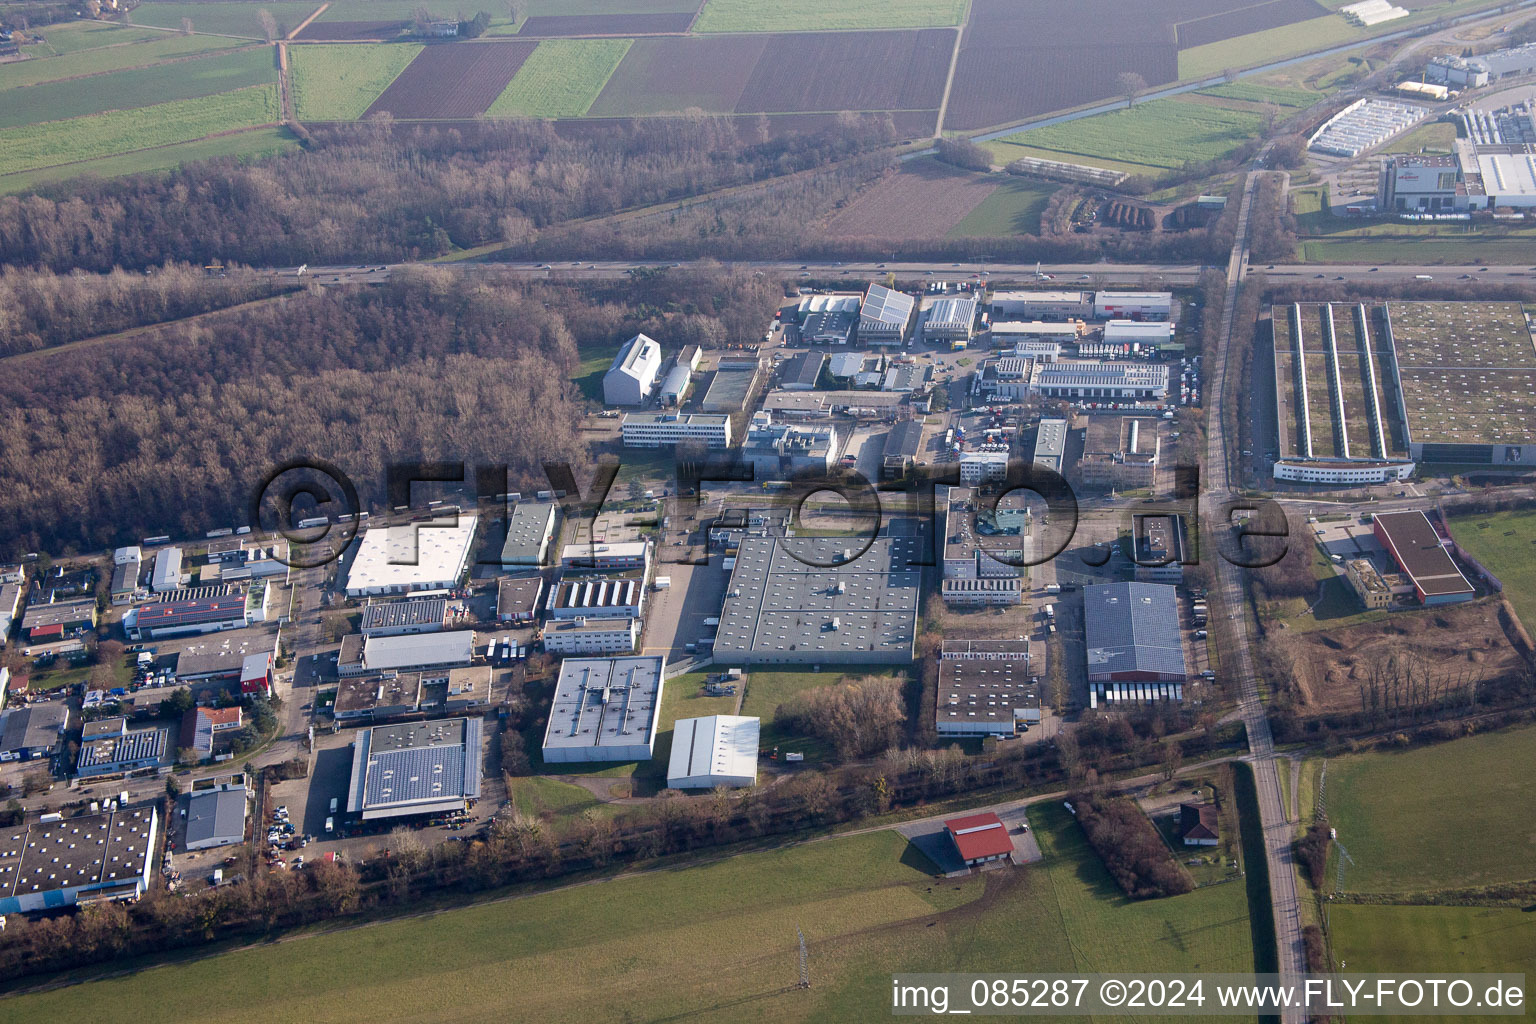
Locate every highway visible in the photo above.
<box><xmin>1204</xmin><ymin>168</ymin><xmax>1308</xmax><ymax>1020</ymax></box>
<box><xmin>278</xmin><ymin>258</ymin><xmax>1536</xmax><ymax>288</ymax></box>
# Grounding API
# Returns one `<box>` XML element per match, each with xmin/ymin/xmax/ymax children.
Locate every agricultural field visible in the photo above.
<box><xmin>127</xmin><ymin>1</ymin><xmax>320</xmax><ymax>37</ymax></box>
<box><xmin>24</xmin><ymin>19</ymin><xmax>167</xmax><ymax>52</ymax></box>
<box><xmin>0</xmin><ymin>32</ymin><xmax>242</xmax><ymax>89</ymax></box>
<box><xmin>1326</xmin><ymin>724</ymin><xmax>1536</xmax><ymax>893</ymax></box>
<box><xmin>947</xmin><ymin>177</ymin><xmax>1057</xmax><ymax>237</ymax></box>
<box><xmin>1173</xmin><ymin>0</ymin><xmax>1328</xmax><ymax>48</ymax></box>
<box><xmin>736</xmin><ymin>29</ymin><xmax>952</xmax><ymax>113</ymax></box>
<box><xmin>0</xmin><ymin>805</ymin><xmax>1258</xmax><ymax>1024</ymax></box>
<box><xmin>0</xmin><ymin>83</ymin><xmax>279</xmax><ymax>177</ymax></box>
<box><xmin>693</xmin><ymin>0</ymin><xmax>967</xmax><ymax>33</ymax></box>
<box><xmin>985</xmin><ymin>97</ymin><xmax>1263</xmax><ymax>173</ymax></box>
<box><xmin>288</xmin><ymin>43</ymin><xmax>421</xmax><ymax>121</ymax></box>
<box><xmin>0</xmin><ymin>125</ymin><xmax>300</xmax><ymax>194</ymax></box>
<box><xmin>364</xmin><ymin>40</ymin><xmax>537</xmax><ymax>118</ymax></box>
<box><xmin>588</xmin><ymin>35</ymin><xmax>767</xmax><ymax>114</ymax></box>
<box><xmin>1383</xmin><ymin>119</ymin><xmax>1457</xmax><ymax>155</ymax></box>
<box><xmin>1449</xmin><ymin>510</ymin><xmax>1536</xmax><ymax>633</ymax></box>
<box><xmin>486</xmin><ymin>38</ymin><xmax>633</xmax><ymax>118</ymax></box>
<box><xmin>0</xmin><ymin>48</ymin><xmax>277</xmax><ymax>131</ymax></box>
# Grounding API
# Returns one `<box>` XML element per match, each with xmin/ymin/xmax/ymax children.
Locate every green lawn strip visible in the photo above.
<box><xmin>1327</xmin><ymin>725</ymin><xmax>1536</xmax><ymax>893</ymax></box>
<box><xmin>1447</xmin><ymin>510</ymin><xmax>1536</xmax><ymax>634</ymax></box>
<box><xmin>985</xmin><ymin>98</ymin><xmax>1262</xmax><ymax>173</ymax></box>
<box><xmin>1330</xmin><ymin>903</ymin><xmax>1536</xmax><ymax>1018</ymax></box>
<box><xmin>693</xmin><ymin>0</ymin><xmax>966</xmax><ymax>33</ymax></box>
<box><xmin>739</xmin><ymin>667</ymin><xmax>907</xmax><ymax>763</ymax></box>
<box><xmin>946</xmin><ymin>177</ymin><xmax>1056</xmax><ymax>238</ymax></box>
<box><xmin>0</xmin><ymin>48</ymin><xmax>276</xmax><ymax>131</ymax></box>
<box><xmin>32</xmin><ymin>20</ymin><xmax>167</xmax><ymax>53</ymax></box>
<box><xmin>0</xmin><ymin>84</ymin><xmax>280</xmax><ymax>177</ymax></box>
<box><xmin>486</xmin><ymin>37</ymin><xmax>632</xmax><ymax>118</ymax></box>
<box><xmin>1298</xmin><ymin>235</ymin><xmax>1536</xmax><ymax>264</ymax></box>
<box><xmin>288</xmin><ymin>42</ymin><xmax>422</xmax><ymax>120</ymax></box>
<box><xmin>128</xmin><ymin>1</ymin><xmax>321</xmax><ymax>37</ymax></box>
<box><xmin>0</xmin><ymin>33</ymin><xmax>243</xmax><ymax>89</ymax></box>
<box><xmin>0</xmin><ymin>125</ymin><xmax>299</xmax><ymax>194</ymax></box>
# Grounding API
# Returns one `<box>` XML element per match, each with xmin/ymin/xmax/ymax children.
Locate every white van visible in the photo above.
<box><xmin>324</xmin><ymin>817</ymin><xmax>335</xmax><ymax>834</ymax></box>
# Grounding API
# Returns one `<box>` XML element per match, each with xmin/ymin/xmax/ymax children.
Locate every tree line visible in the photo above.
<box><xmin>1068</xmin><ymin>791</ymin><xmax>1194</xmax><ymax>899</ymax></box>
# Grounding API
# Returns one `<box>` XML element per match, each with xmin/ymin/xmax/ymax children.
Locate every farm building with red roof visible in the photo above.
<box><xmin>944</xmin><ymin>812</ymin><xmax>1014</xmax><ymax>867</ymax></box>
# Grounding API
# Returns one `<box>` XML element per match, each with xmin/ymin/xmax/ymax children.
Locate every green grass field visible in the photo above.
<box><xmin>0</xmin><ymin>48</ymin><xmax>276</xmax><ymax>131</ymax></box>
<box><xmin>487</xmin><ymin>38</ymin><xmax>632</xmax><ymax>118</ymax></box>
<box><xmin>1330</xmin><ymin>904</ymin><xmax>1536</xmax><ymax>1019</ymax></box>
<box><xmin>30</xmin><ymin>20</ymin><xmax>168</xmax><ymax>52</ymax></box>
<box><xmin>1298</xmin><ymin>234</ymin><xmax>1536</xmax><ymax>265</ymax></box>
<box><xmin>693</xmin><ymin>0</ymin><xmax>966</xmax><ymax>32</ymax></box>
<box><xmin>986</xmin><ymin>98</ymin><xmax>1262</xmax><ymax>173</ymax></box>
<box><xmin>0</xmin><ymin>125</ymin><xmax>299</xmax><ymax>194</ymax></box>
<box><xmin>288</xmin><ymin>42</ymin><xmax>421</xmax><ymax>120</ymax></box>
<box><xmin>0</xmin><ymin>804</ymin><xmax>1257</xmax><ymax>1024</ymax></box>
<box><xmin>1326</xmin><ymin>725</ymin><xmax>1536</xmax><ymax>894</ymax></box>
<box><xmin>0</xmin><ymin>83</ymin><xmax>279</xmax><ymax>177</ymax></box>
<box><xmin>1194</xmin><ymin>81</ymin><xmax>1320</xmax><ymax>108</ymax></box>
<box><xmin>313</xmin><ymin>0</ymin><xmax>456</xmax><ymax>22</ymax></box>
<box><xmin>1449</xmin><ymin>510</ymin><xmax>1536</xmax><ymax>633</ymax></box>
<box><xmin>0</xmin><ymin>33</ymin><xmax>242</xmax><ymax>89</ymax></box>
<box><xmin>947</xmin><ymin>178</ymin><xmax>1056</xmax><ymax>237</ymax></box>
<box><xmin>129</xmin><ymin>1</ymin><xmax>320</xmax><ymax>37</ymax></box>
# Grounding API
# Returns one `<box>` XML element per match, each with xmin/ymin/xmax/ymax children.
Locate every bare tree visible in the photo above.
<box><xmin>1117</xmin><ymin>71</ymin><xmax>1148</xmax><ymax>109</ymax></box>
<box><xmin>180</xmin><ymin>16</ymin><xmax>194</xmax><ymax>35</ymax></box>
<box><xmin>505</xmin><ymin>0</ymin><xmax>526</xmax><ymax>24</ymax></box>
<box><xmin>258</xmin><ymin>8</ymin><xmax>278</xmax><ymax>43</ymax></box>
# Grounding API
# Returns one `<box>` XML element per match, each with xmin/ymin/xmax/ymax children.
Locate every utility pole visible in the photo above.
<box><xmin>796</xmin><ymin>926</ymin><xmax>810</xmax><ymax>990</ymax></box>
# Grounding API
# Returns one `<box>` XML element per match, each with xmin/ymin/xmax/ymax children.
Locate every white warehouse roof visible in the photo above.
<box><xmin>666</xmin><ymin>715</ymin><xmax>760</xmax><ymax>789</ymax></box>
<box><xmin>344</xmin><ymin>514</ymin><xmax>477</xmax><ymax>595</ymax></box>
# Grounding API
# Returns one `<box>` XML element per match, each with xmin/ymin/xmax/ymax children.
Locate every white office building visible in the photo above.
<box><xmin>603</xmin><ymin>333</ymin><xmax>662</xmax><ymax>407</ymax></box>
<box><xmin>621</xmin><ymin>412</ymin><xmax>732</xmax><ymax>448</ymax></box>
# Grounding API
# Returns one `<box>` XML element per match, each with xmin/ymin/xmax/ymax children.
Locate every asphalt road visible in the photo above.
<box><xmin>1204</xmin><ymin>168</ymin><xmax>1308</xmax><ymax>1021</ymax></box>
<box><xmin>278</xmin><ymin>258</ymin><xmax>1536</xmax><ymax>290</ymax></box>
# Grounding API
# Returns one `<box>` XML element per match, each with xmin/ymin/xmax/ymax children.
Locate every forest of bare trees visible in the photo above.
<box><xmin>0</xmin><ymin>267</ymin><xmax>781</xmax><ymax>556</ymax></box>
<box><xmin>0</xmin><ymin>116</ymin><xmax>903</xmax><ymax>273</ymax></box>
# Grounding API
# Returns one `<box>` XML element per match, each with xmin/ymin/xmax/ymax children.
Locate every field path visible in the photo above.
<box><xmin>288</xmin><ymin>3</ymin><xmax>328</xmax><ymax>41</ymax></box>
<box><xmin>276</xmin><ymin>41</ymin><xmax>293</xmax><ymax>122</ymax></box>
<box><xmin>932</xmin><ymin>4</ymin><xmax>967</xmax><ymax>136</ymax></box>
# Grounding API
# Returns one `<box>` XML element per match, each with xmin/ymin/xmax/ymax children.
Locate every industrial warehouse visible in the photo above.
<box><xmin>345</xmin><ymin>719</ymin><xmax>484</xmax><ymax>821</ymax></box>
<box><xmin>1084</xmin><ymin>582</ymin><xmax>1188</xmax><ymax>707</ymax></box>
<box><xmin>343</xmin><ymin>514</ymin><xmax>479</xmax><ymax>597</ymax></box>
<box><xmin>935</xmin><ymin>640</ymin><xmax>1042</xmax><ymax>738</ymax></box>
<box><xmin>1272</xmin><ymin>301</ymin><xmax>1536</xmax><ymax>482</ymax></box>
<box><xmin>541</xmin><ymin>656</ymin><xmax>666</xmax><ymax>763</ymax></box>
<box><xmin>0</xmin><ymin>805</ymin><xmax>160</xmax><ymax>914</ymax></box>
<box><xmin>712</xmin><ymin>534</ymin><xmax>921</xmax><ymax>666</ymax></box>
<box><xmin>1372</xmin><ymin>511</ymin><xmax>1476</xmax><ymax>605</ymax></box>
<box><xmin>666</xmin><ymin>715</ymin><xmax>760</xmax><ymax>789</ymax></box>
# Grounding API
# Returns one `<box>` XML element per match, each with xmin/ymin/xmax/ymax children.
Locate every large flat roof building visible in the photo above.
<box><xmin>500</xmin><ymin>502</ymin><xmax>557</xmax><ymax>567</ymax></box>
<box><xmin>344</xmin><ymin>514</ymin><xmax>478</xmax><ymax>597</ymax></box>
<box><xmin>1084</xmin><ymin>581</ymin><xmax>1187</xmax><ymax>685</ymax></box>
<box><xmin>542</xmin><ymin>616</ymin><xmax>639</xmax><ymax>655</ymax></box>
<box><xmin>76</xmin><ymin>723</ymin><xmax>168</xmax><ymax>778</ymax></box>
<box><xmin>339</xmin><ymin>630</ymin><xmax>476</xmax><ymax>677</ymax></box>
<box><xmin>546</xmin><ymin>577</ymin><xmax>645</xmax><ymax>620</ymax></box>
<box><xmin>1033</xmin><ymin>417</ymin><xmax>1068</xmax><ymax>473</ymax></box>
<box><xmin>1033</xmin><ymin>361</ymin><xmax>1169</xmax><ymax>401</ymax></box>
<box><xmin>20</xmin><ymin>597</ymin><xmax>97</xmax><ymax>642</ymax></box>
<box><xmin>713</xmin><ymin>534</ymin><xmax>920</xmax><ymax>666</ymax></box>
<box><xmin>778</xmin><ymin>350</ymin><xmax>825</xmax><ymax>390</ymax></box>
<box><xmin>0</xmin><ymin>805</ymin><xmax>159</xmax><ymax>914</ymax></box>
<box><xmin>991</xmin><ymin>290</ymin><xmax>1091</xmax><ymax>321</ymax></box>
<box><xmin>1373</xmin><ymin>511</ymin><xmax>1475</xmax><ymax>605</ymax></box>
<box><xmin>603</xmin><ymin>333</ymin><xmax>662</xmax><ymax>407</ymax></box>
<box><xmin>0</xmin><ymin>703</ymin><xmax>69</xmax><ymax>760</ymax></box>
<box><xmin>1094</xmin><ymin>292</ymin><xmax>1172</xmax><ymax>320</ymax></box>
<box><xmin>360</xmin><ymin>597</ymin><xmax>448</xmax><ymax>637</ymax></box>
<box><xmin>937</xmin><ymin>640</ymin><xmax>1040</xmax><ymax>737</ymax></box>
<box><xmin>542</xmin><ymin>656</ymin><xmax>666</xmax><ymax>763</ymax></box>
<box><xmin>346</xmin><ymin>718</ymin><xmax>483</xmax><ymax>820</ymax></box>
<box><xmin>666</xmin><ymin>715</ymin><xmax>760</xmax><ymax>789</ymax></box>
<box><xmin>924</xmin><ymin>294</ymin><xmax>978</xmax><ymax>346</ymax></box>
<box><xmin>123</xmin><ymin>592</ymin><xmax>251</xmax><ymax>641</ymax></box>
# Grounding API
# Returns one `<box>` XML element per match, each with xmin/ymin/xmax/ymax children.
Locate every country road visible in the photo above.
<box><xmin>1204</xmin><ymin>166</ymin><xmax>1308</xmax><ymax>1021</ymax></box>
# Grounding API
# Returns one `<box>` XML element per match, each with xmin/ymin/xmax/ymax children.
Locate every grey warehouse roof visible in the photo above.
<box><xmin>1083</xmin><ymin>582</ymin><xmax>1187</xmax><ymax>679</ymax></box>
<box><xmin>712</xmin><ymin>535</ymin><xmax>920</xmax><ymax>661</ymax></box>
<box><xmin>542</xmin><ymin>656</ymin><xmax>665</xmax><ymax>755</ymax></box>
<box><xmin>347</xmin><ymin>718</ymin><xmax>483</xmax><ymax>819</ymax></box>
<box><xmin>185</xmin><ymin>788</ymin><xmax>248</xmax><ymax>847</ymax></box>
<box><xmin>501</xmin><ymin>502</ymin><xmax>556</xmax><ymax>565</ymax></box>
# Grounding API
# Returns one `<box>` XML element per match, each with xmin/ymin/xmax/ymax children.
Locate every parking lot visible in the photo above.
<box><xmin>642</xmin><ymin>561</ymin><xmax>727</xmax><ymax>665</ymax></box>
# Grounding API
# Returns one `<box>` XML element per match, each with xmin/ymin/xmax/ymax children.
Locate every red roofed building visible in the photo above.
<box><xmin>944</xmin><ymin>812</ymin><xmax>1014</xmax><ymax>867</ymax></box>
